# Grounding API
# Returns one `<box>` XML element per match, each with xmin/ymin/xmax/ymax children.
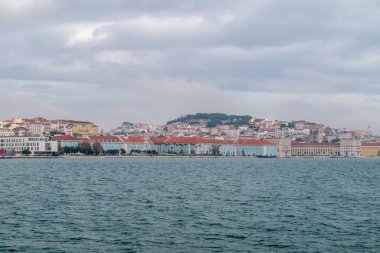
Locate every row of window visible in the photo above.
<box><xmin>1</xmin><ymin>147</ymin><xmax>39</xmax><ymax>151</ymax></box>
<box><xmin>0</xmin><ymin>142</ymin><xmax>40</xmax><ymax>147</ymax></box>
<box><xmin>0</xmin><ymin>139</ymin><xmax>25</xmax><ymax>143</ymax></box>
<box><xmin>293</xmin><ymin>152</ymin><xmax>340</xmax><ymax>155</ymax></box>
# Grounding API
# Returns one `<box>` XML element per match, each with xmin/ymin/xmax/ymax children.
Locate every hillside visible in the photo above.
<box><xmin>167</xmin><ymin>113</ymin><xmax>252</xmax><ymax>128</ymax></box>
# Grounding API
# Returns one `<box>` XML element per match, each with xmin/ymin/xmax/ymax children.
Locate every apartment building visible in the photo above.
<box><xmin>72</xmin><ymin>121</ymin><xmax>99</xmax><ymax>136</ymax></box>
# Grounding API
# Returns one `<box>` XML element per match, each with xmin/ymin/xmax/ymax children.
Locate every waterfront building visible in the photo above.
<box><xmin>0</xmin><ymin>136</ymin><xmax>58</xmax><ymax>156</ymax></box>
<box><xmin>151</xmin><ymin>137</ymin><xmax>276</xmax><ymax>157</ymax></box>
<box><xmin>265</xmin><ymin>138</ymin><xmax>292</xmax><ymax>157</ymax></box>
<box><xmin>52</xmin><ymin>135</ymin><xmax>87</xmax><ymax>148</ymax></box>
<box><xmin>235</xmin><ymin>139</ymin><xmax>277</xmax><ymax>157</ymax></box>
<box><xmin>361</xmin><ymin>142</ymin><xmax>380</xmax><ymax>157</ymax></box>
<box><xmin>218</xmin><ymin>142</ymin><xmax>237</xmax><ymax>156</ymax></box>
<box><xmin>151</xmin><ymin>137</ymin><xmax>209</xmax><ymax>155</ymax></box>
<box><xmin>88</xmin><ymin>136</ymin><xmax>124</xmax><ymax>151</ymax></box>
<box><xmin>151</xmin><ymin>137</ymin><xmax>225</xmax><ymax>155</ymax></box>
<box><xmin>122</xmin><ymin>136</ymin><xmax>153</xmax><ymax>153</ymax></box>
<box><xmin>340</xmin><ymin>139</ymin><xmax>362</xmax><ymax>157</ymax></box>
<box><xmin>291</xmin><ymin>142</ymin><xmax>340</xmax><ymax>157</ymax></box>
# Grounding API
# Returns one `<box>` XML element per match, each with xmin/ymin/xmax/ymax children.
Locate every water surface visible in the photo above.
<box><xmin>0</xmin><ymin>158</ymin><xmax>379</xmax><ymax>252</ymax></box>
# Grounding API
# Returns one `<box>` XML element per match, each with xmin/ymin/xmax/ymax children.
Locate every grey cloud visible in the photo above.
<box><xmin>1</xmin><ymin>0</ymin><xmax>380</xmax><ymax>131</ymax></box>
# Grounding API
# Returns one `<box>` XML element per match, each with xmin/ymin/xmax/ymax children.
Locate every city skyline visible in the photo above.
<box><xmin>0</xmin><ymin>113</ymin><xmax>375</xmax><ymax>135</ymax></box>
<box><xmin>1</xmin><ymin>2</ymin><xmax>379</xmax><ymax>252</ymax></box>
<box><xmin>1</xmin><ymin>1</ymin><xmax>380</xmax><ymax>132</ymax></box>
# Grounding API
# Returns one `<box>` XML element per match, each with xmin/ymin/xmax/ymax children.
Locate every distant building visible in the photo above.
<box><xmin>72</xmin><ymin>122</ymin><xmax>99</xmax><ymax>136</ymax></box>
<box><xmin>310</xmin><ymin>128</ymin><xmax>324</xmax><ymax>143</ymax></box>
<box><xmin>234</xmin><ymin>139</ymin><xmax>277</xmax><ymax>157</ymax></box>
<box><xmin>223</xmin><ymin>129</ymin><xmax>240</xmax><ymax>139</ymax></box>
<box><xmin>340</xmin><ymin>139</ymin><xmax>362</xmax><ymax>157</ymax></box>
<box><xmin>337</xmin><ymin>132</ymin><xmax>353</xmax><ymax>140</ymax></box>
<box><xmin>151</xmin><ymin>137</ymin><xmax>216</xmax><ymax>155</ymax></box>
<box><xmin>53</xmin><ymin>135</ymin><xmax>87</xmax><ymax>148</ymax></box>
<box><xmin>13</xmin><ymin>127</ymin><xmax>30</xmax><ymax>136</ymax></box>
<box><xmin>27</xmin><ymin>123</ymin><xmax>50</xmax><ymax>136</ymax></box>
<box><xmin>151</xmin><ymin>137</ymin><xmax>276</xmax><ymax>157</ymax></box>
<box><xmin>50</xmin><ymin>120</ymin><xmax>74</xmax><ymax>135</ymax></box>
<box><xmin>362</xmin><ymin>142</ymin><xmax>380</xmax><ymax>157</ymax></box>
<box><xmin>266</xmin><ymin>138</ymin><xmax>292</xmax><ymax>157</ymax></box>
<box><xmin>88</xmin><ymin>136</ymin><xmax>124</xmax><ymax>151</ymax></box>
<box><xmin>122</xmin><ymin>136</ymin><xmax>153</xmax><ymax>153</ymax></box>
<box><xmin>0</xmin><ymin>128</ymin><xmax>15</xmax><ymax>136</ymax></box>
<box><xmin>324</xmin><ymin>135</ymin><xmax>337</xmax><ymax>143</ymax></box>
<box><xmin>291</xmin><ymin>142</ymin><xmax>340</xmax><ymax>157</ymax></box>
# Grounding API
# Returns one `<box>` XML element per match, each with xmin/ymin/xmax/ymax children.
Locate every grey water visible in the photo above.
<box><xmin>0</xmin><ymin>158</ymin><xmax>379</xmax><ymax>252</ymax></box>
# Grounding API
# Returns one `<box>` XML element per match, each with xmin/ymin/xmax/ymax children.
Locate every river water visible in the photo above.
<box><xmin>0</xmin><ymin>158</ymin><xmax>379</xmax><ymax>252</ymax></box>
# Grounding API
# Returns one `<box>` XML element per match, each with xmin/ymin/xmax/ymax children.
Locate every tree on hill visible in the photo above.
<box><xmin>167</xmin><ymin>113</ymin><xmax>251</xmax><ymax>127</ymax></box>
<box><xmin>206</xmin><ymin>121</ymin><xmax>219</xmax><ymax>128</ymax></box>
<box><xmin>122</xmin><ymin>122</ymin><xmax>134</xmax><ymax>127</ymax></box>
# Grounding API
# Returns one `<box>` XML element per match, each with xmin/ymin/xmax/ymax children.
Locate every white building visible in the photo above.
<box><xmin>224</xmin><ymin>129</ymin><xmax>240</xmax><ymax>138</ymax></box>
<box><xmin>0</xmin><ymin>128</ymin><xmax>15</xmax><ymax>136</ymax></box>
<box><xmin>27</xmin><ymin>123</ymin><xmax>51</xmax><ymax>136</ymax></box>
<box><xmin>0</xmin><ymin>136</ymin><xmax>58</xmax><ymax>156</ymax></box>
<box><xmin>293</xmin><ymin>129</ymin><xmax>310</xmax><ymax>136</ymax></box>
<box><xmin>265</xmin><ymin>138</ymin><xmax>292</xmax><ymax>157</ymax></box>
<box><xmin>340</xmin><ymin>139</ymin><xmax>362</xmax><ymax>157</ymax></box>
<box><xmin>50</xmin><ymin>120</ymin><xmax>72</xmax><ymax>134</ymax></box>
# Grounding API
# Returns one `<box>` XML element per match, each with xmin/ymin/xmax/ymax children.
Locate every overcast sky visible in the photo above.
<box><xmin>1</xmin><ymin>0</ymin><xmax>379</xmax><ymax>131</ymax></box>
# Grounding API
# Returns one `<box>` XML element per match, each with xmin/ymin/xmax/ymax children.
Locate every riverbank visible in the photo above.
<box><xmin>9</xmin><ymin>155</ymin><xmax>262</xmax><ymax>159</ymax></box>
<box><xmin>4</xmin><ymin>155</ymin><xmax>373</xmax><ymax>159</ymax></box>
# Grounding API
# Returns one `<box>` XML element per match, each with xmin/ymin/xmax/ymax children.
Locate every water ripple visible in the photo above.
<box><xmin>0</xmin><ymin>158</ymin><xmax>379</xmax><ymax>252</ymax></box>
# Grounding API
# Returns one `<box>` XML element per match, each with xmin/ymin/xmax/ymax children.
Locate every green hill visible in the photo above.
<box><xmin>167</xmin><ymin>113</ymin><xmax>252</xmax><ymax>128</ymax></box>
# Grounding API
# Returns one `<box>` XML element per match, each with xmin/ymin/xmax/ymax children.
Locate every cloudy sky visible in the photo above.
<box><xmin>1</xmin><ymin>0</ymin><xmax>380</xmax><ymax>131</ymax></box>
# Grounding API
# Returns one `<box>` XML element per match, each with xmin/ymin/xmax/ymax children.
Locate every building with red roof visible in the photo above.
<box><xmin>362</xmin><ymin>141</ymin><xmax>380</xmax><ymax>157</ymax></box>
<box><xmin>87</xmin><ymin>136</ymin><xmax>125</xmax><ymax>152</ymax></box>
<box><xmin>234</xmin><ymin>139</ymin><xmax>277</xmax><ymax>157</ymax></box>
<box><xmin>122</xmin><ymin>136</ymin><xmax>153</xmax><ymax>152</ymax></box>
<box><xmin>151</xmin><ymin>137</ymin><xmax>277</xmax><ymax>156</ymax></box>
<box><xmin>53</xmin><ymin>134</ymin><xmax>278</xmax><ymax>157</ymax></box>
<box><xmin>291</xmin><ymin>141</ymin><xmax>340</xmax><ymax>157</ymax></box>
<box><xmin>53</xmin><ymin>135</ymin><xmax>90</xmax><ymax>148</ymax></box>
